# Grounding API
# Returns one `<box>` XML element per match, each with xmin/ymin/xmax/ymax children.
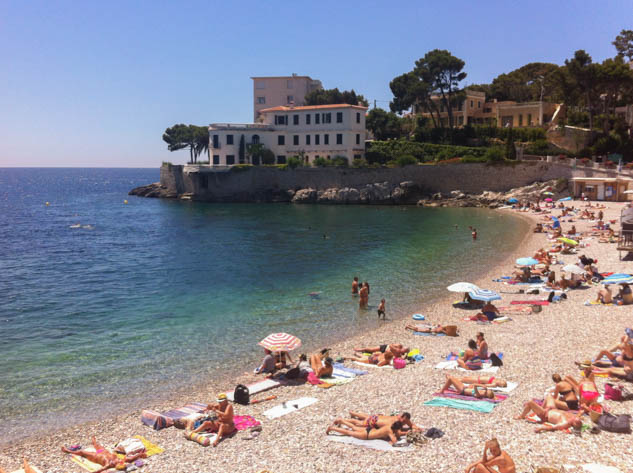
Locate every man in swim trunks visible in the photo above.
<box><xmin>309</xmin><ymin>350</ymin><xmax>334</xmax><ymax>377</ymax></box>
<box><xmin>515</xmin><ymin>397</ymin><xmax>583</xmax><ymax>433</ymax></box>
<box><xmin>346</xmin><ymin>411</ymin><xmax>423</xmax><ymax>432</ymax></box>
<box><xmin>465</xmin><ymin>438</ymin><xmax>516</xmax><ymax>473</ymax></box>
<box><xmin>345</xmin><ymin>350</ymin><xmax>393</xmax><ymax>366</ymax></box>
<box><xmin>326</xmin><ymin>420</ymin><xmax>405</xmax><ymax>445</ymax></box>
<box><xmin>62</xmin><ymin>437</ymin><xmax>147</xmax><ymax>472</ymax></box>
<box><xmin>594</xmin><ymin>284</ymin><xmax>613</xmax><ymax>304</ymax></box>
<box><xmin>377</xmin><ymin>298</ymin><xmax>386</xmax><ymax>319</ymax></box>
<box><xmin>359</xmin><ymin>282</ymin><xmax>369</xmax><ymax>308</ymax></box>
<box><xmin>191</xmin><ymin>393</ymin><xmax>235</xmax><ymax>447</ymax></box>
<box><xmin>354</xmin><ymin>343</ymin><xmax>408</xmax><ymax>358</ymax></box>
<box><xmin>352</xmin><ymin>277</ymin><xmax>359</xmax><ymax>295</ymax></box>
<box><xmin>472</xmin><ymin>303</ymin><xmax>500</xmax><ymax>322</ymax></box>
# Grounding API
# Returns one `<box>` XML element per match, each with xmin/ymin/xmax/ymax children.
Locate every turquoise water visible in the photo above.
<box><xmin>0</xmin><ymin>168</ymin><xmax>529</xmax><ymax>441</ymax></box>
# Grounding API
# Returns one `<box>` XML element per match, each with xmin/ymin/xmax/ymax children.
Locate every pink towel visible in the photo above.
<box><xmin>234</xmin><ymin>415</ymin><xmax>260</xmax><ymax>431</ymax></box>
<box><xmin>307</xmin><ymin>372</ymin><xmax>321</xmax><ymax>385</ymax></box>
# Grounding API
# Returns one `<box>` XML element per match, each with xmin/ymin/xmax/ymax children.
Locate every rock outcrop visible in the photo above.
<box><xmin>128</xmin><ymin>183</ymin><xmax>177</xmax><ymax>199</ymax></box>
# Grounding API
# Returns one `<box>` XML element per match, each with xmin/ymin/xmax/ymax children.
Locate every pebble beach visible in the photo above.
<box><xmin>2</xmin><ymin>201</ymin><xmax>632</xmax><ymax>473</ymax></box>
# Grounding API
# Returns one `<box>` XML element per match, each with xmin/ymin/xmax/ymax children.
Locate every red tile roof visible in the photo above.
<box><xmin>259</xmin><ymin>104</ymin><xmax>368</xmax><ymax>113</ymax></box>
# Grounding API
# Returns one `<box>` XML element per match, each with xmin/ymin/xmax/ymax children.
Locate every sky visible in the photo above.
<box><xmin>1</xmin><ymin>0</ymin><xmax>631</xmax><ymax>167</ymax></box>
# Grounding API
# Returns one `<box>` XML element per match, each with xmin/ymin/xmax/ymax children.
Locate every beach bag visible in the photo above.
<box><xmin>444</xmin><ymin>325</ymin><xmax>458</xmax><ymax>336</ymax></box>
<box><xmin>406</xmin><ymin>430</ymin><xmax>428</xmax><ymax>446</ymax></box>
<box><xmin>604</xmin><ymin>383</ymin><xmax>623</xmax><ymax>401</ymax></box>
<box><xmin>234</xmin><ymin>384</ymin><xmax>250</xmax><ymax>405</ymax></box>
<box><xmin>393</xmin><ymin>358</ymin><xmax>406</xmax><ymax>369</ymax></box>
<box><xmin>115</xmin><ymin>438</ymin><xmax>145</xmax><ymax>455</ymax></box>
<box><xmin>140</xmin><ymin>410</ymin><xmax>173</xmax><ymax>430</ymax></box>
<box><xmin>531</xmin><ymin>304</ymin><xmax>542</xmax><ymax>313</ymax></box>
<box><xmin>490</xmin><ymin>353</ymin><xmax>503</xmax><ymax>367</ymax></box>
<box><xmin>284</xmin><ymin>366</ymin><xmax>301</xmax><ymax>379</ymax></box>
<box><xmin>589</xmin><ymin>404</ymin><xmax>603</xmax><ymax>423</ymax></box>
<box><xmin>597</xmin><ymin>413</ymin><xmax>631</xmax><ymax>433</ymax></box>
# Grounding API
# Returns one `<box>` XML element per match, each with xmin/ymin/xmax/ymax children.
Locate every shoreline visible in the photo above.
<box><xmin>3</xmin><ymin>202</ymin><xmax>632</xmax><ymax>472</ymax></box>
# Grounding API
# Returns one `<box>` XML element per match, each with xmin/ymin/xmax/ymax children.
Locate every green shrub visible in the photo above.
<box><xmin>352</xmin><ymin>158</ymin><xmax>369</xmax><ymax>168</ymax></box>
<box><xmin>461</xmin><ymin>154</ymin><xmax>486</xmax><ymax>163</ymax></box>
<box><xmin>230</xmin><ymin>164</ymin><xmax>253</xmax><ymax>172</ymax></box>
<box><xmin>396</xmin><ymin>154</ymin><xmax>418</xmax><ymax>167</ymax></box>
<box><xmin>313</xmin><ymin>157</ymin><xmax>329</xmax><ymax>167</ymax></box>
<box><xmin>261</xmin><ymin>148</ymin><xmax>276</xmax><ymax>165</ymax></box>
<box><xmin>484</xmin><ymin>147</ymin><xmax>505</xmax><ymax>163</ymax></box>
<box><xmin>162</xmin><ymin>161</ymin><xmax>173</xmax><ymax>167</ymax></box>
<box><xmin>331</xmin><ymin>156</ymin><xmax>349</xmax><ymax>167</ymax></box>
<box><xmin>366</xmin><ymin>139</ymin><xmax>486</xmax><ymax>164</ymax></box>
<box><xmin>286</xmin><ymin>156</ymin><xmax>303</xmax><ymax>169</ymax></box>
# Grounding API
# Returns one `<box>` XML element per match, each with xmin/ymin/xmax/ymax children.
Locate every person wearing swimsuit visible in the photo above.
<box><xmin>459</xmin><ymin>376</ymin><xmax>507</xmax><ymax>388</ymax></box>
<box><xmin>564</xmin><ymin>363</ymin><xmax>599</xmax><ymax>409</ymax></box>
<box><xmin>441</xmin><ymin>375</ymin><xmax>495</xmax><ymax>399</ymax></box>
<box><xmin>465</xmin><ymin>438</ymin><xmax>516</xmax><ymax>473</ymax></box>
<box><xmin>551</xmin><ymin>374</ymin><xmax>579</xmax><ymax>411</ymax></box>
<box><xmin>515</xmin><ymin>397</ymin><xmax>583</xmax><ymax>433</ymax></box>
<box><xmin>457</xmin><ymin>340</ymin><xmax>483</xmax><ymax>370</ymax></box>
<box><xmin>62</xmin><ymin>437</ymin><xmax>147</xmax><ymax>472</ymax></box>
<box><xmin>326</xmin><ymin>420</ymin><xmax>404</xmax><ymax>445</ymax></box>
<box><xmin>344</xmin><ymin>350</ymin><xmax>393</xmax><ymax>367</ymax></box>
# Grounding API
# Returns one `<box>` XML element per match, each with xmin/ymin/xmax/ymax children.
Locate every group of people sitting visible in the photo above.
<box><xmin>455</xmin><ymin>333</ymin><xmax>491</xmax><ymax>370</ymax></box>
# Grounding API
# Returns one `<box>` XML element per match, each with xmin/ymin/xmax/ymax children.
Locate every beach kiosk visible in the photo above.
<box><xmin>572</xmin><ymin>177</ymin><xmax>633</xmax><ymax>202</ymax></box>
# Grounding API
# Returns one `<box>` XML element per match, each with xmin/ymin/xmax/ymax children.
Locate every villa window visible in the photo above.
<box><xmin>274</xmin><ymin>115</ymin><xmax>287</xmax><ymax>125</ymax></box>
<box><xmin>519</xmin><ymin>114</ymin><xmax>523</xmax><ymax>126</ymax></box>
<box><xmin>293</xmin><ymin>135</ymin><xmax>299</xmax><ymax>145</ymax></box>
<box><xmin>257</xmin><ymin>96</ymin><xmax>266</xmax><ymax>104</ymax></box>
<box><xmin>470</xmin><ymin>100</ymin><xmax>474</xmax><ymax>108</ymax></box>
<box><xmin>212</xmin><ymin>135</ymin><xmax>219</xmax><ymax>148</ymax></box>
<box><xmin>287</xmin><ymin>95</ymin><xmax>294</xmax><ymax>104</ymax></box>
<box><xmin>458</xmin><ymin>116</ymin><xmax>464</xmax><ymax>125</ymax></box>
<box><xmin>356</xmin><ymin>133</ymin><xmax>360</xmax><ymax>145</ymax></box>
<box><xmin>306</xmin><ymin>114</ymin><xmax>311</xmax><ymax>125</ymax></box>
<box><xmin>324</xmin><ymin>113</ymin><xmax>332</xmax><ymax>123</ymax></box>
<box><xmin>251</xmin><ymin>134</ymin><xmax>260</xmax><ymax>144</ymax></box>
<box><xmin>306</xmin><ymin>135</ymin><xmax>311</xmax><ymax>145</ymax></box>
<box><xmin>293</xmin><ymin>114</ymin><xmax>299</xmax><ymax>125</ymax></box>
<box><xmin>315</xmin><ymin>134</ymin><xmax>320</xmax><ymax>145</ymax></box>
<box><xmin>226</xmin><ymin>155</ymin><xmax>235</xmax><ymax>165</ymax></box>
<box><xmin>287</xmin><ymin>80</ymin><xmax>293</xmax><ymax>89</ymax></box>
<box><xmin>255</xmin><ymin>81</ymin><xmax>265</xmax><ymax>89</ymax></box>
<box><xmin>278</xmin><ymin>135</ymin><xmax>285</xmax><ymax>145</ymax></box>
<box><xmin>354</xmin><ymin>154</ymin><xmax>361</xmax><ymax>160</ymax></box>
<box><xmin>458</xmin><ymin>102</ymin><xmax>463</xmax><ymax>111</ymax></box>
<box><xmin>356</xmin><ymin>112</ymin><xmax>361</xmax><ymax>124</ymax></box>
<box><xmin>226</xmin><ymin>134</ymin><xmax>234</xmax><ymax>145</ymax></box>
<box><xmin>213</xmin><ymin>155</ymin><xmax>220</xmax><ymax>165</ymax></box>
<box><xmin>336</xmin><ymin>112</ymin><xmax>343</xmax><ymax>123</ymax></box>
<box><xmin>315</xmin><ymin>113</ymin><xmax>320</xmax><ymax>124</ymax></box>
<box><xmin>336</xmin><ymin>134</ymin><xmax>343</xmax><ymax>145</ymax></box>
<box><xmin>527</xmin><ymin>113</ymin><xmax>532</xmax><ymax>126</ymax></box>
<box><xmin>324</xmin><ymin>134</ymin><xmax>329</xmax><ymax>145</ymax></box>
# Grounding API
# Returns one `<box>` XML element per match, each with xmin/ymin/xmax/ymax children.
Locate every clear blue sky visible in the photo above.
<box><xmin>1</xmin><ymin>0</ymin><xmax>630</xmax><ymax>167</ymax></box>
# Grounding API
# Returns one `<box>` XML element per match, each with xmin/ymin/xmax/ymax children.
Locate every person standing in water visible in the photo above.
<box><xmin>359</xmin><ymin>283</ymin><xmax>369</xmax><ymax>309</ymax></box>
<box><xmin>472</xmin><ymin>228</ymin><xmax>477</xmax><ymax>240</ymax></box>
<box><xmin>352</xmin><ymin>277</ymin><xmax>359</xmax><ymax>295</ymax></box>
<box><xmin>377</xmin><ymin>299</ymin><xmax>386</xmax><ymax>319</ymax></box>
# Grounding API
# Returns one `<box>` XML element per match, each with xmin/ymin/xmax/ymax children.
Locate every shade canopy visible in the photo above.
<box><xmin>259</xmin><ymin>333</ymin><xmax>302</xmax><ymax>352</ymax></box>
<box><xmin>507</xmin><ymin>198</ymin><xmax>519</xmax><ymax>204</ymax></box>
<box><xmin>623</xmin><ymin>190</ymin><xmax>633</xmax><ymax>195</ymax></box>
<box><xmin>447</xmin><ymin>282</ymin><xmax>481</xmax><ymax>293</ymax></box>
<box><xmin>562</xmin><ymin>264</ymin><xmax>586</xmax><ymax>275</ymax></box>
<box><xmin>516</xmin><ymin>257</ymin><xmax>539</xmax><ymax>266</ymax></box>
<box><xmin>468</xmin><ymin>288</ymin><xmax>501</xmax><ymax>302</ymax></box>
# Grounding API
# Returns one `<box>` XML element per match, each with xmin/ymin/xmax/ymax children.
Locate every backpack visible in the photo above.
<box><xmin>490</xmin><ymin>353</ymin><xmax>503</xmax><ymax>367</ymax></box>
<box><xmin>233</xmin><ymin>384</ymin><xmax>250</xmax><ymax>405</ymax></box>
<box><xmin>597</xmin><ymin>413</ymin><xmax>631</xmax><ymax>433</ymax></box>
<box><xmin>604</xmin><ymin>383</ymin><xmax>623</xmax><ymax>401</ymax></box>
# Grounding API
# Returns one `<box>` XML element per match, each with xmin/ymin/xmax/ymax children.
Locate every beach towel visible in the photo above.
<box><xmin>332</xmin><ymin>363</ymin><xmax>368</xmax><ymax>376</ymax></box>
<box><xmin>584</xmin><ymin>300</ymin><xmax>616</xmax><ymax>306</ymax></box>
<box><xmin>353</xmin><ymin>361</ymin><xmax>392</xmax><ymax>369</ymax></box>
<box><xmin>161</xmin><ymin>402</ymin><xmax>207</xmax><ymax>420</ymax></box>
<box><xmin>496</xmin><ymin>305</ymin><xmax>533</xmax><ymax>314</ymax></box>
<box><xmin>234</xmin><ymin>415</ymin><xmax>260</xmax><ymax>431</ymax></box>
<box><xmin>435</xmin><ymin>360</ymin><xmax>500</xmax><ymax>373</ymax></box>
<box><xmin>263</xmin><ymin>397</ymin><xmax>318</xmax><ymax>419</ymax></box>
<box><xmin>580</xmin><ymin>464</ymin><xmax>624</xmax><ymax>473</ymax></box>
<box><xmin>225</xmin><ymin>378</ymin><xmax>281</xmax><ymax>401</ymax></box>
<box><xmin>133</xmin><ymin>435</ymin><xmax>163</xmax><ymax>456</ymax></box>
<box><xmin>69</xmin><ymin>448</ymin><xmax>107</xmax><ymax>472</ymax></box>
<box><xmin>320</xmin><ymin>376</ymin><xmax>355</xmax><ymax>386</ymax></box>
<box><xmin>433</xmin><ymin>389</ymin><xmax>507</xmax><ymax>403</ymax></box>
<box><xmin>332</xmin><ymin>367</ymin><xmax>357</xmax><ymax>378</ymax></box>
<box><xmin>423</xmin><ymin>397</ymin><xmax>496</xmax><ymax>413</ymax></box>
<box><xmin>485</xmin><ymin>381</ymin><xmax>518</xmax><ymax>393</ymax></box>
<box><xmin>510</xmin><ymin>300</ymin><xmax>550</xmax><ymax>305</ymax></box>
<box><xmin>446</xmin><ymin>353</ymin><xmax>503</xmax><ymax>362</ymax></box>
<box><xmin>414</xmin><ymin>331</ymin><xmax>446</xmax><ymax>336</ymax></box>
<box><xmin>327</xmin><ymin>435</ymin><xmax>414</xmax><ymax>452</ymax></box>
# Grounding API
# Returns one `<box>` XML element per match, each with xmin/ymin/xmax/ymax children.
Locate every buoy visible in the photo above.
<box><xmin>123</xmin><ymin>200</ymin><xmax>128</xmax><ymax>204</ymax></box>
<box><xmin>45</xmin><ymin>202</ymin><xmax>50</xmax><ymax>206</ymax></box>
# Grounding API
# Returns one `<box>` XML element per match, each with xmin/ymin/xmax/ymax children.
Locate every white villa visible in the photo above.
<box><xmin>208</xmin><ymin>103</ymin><xmax>367</xmax><ymax>166</ymax></box>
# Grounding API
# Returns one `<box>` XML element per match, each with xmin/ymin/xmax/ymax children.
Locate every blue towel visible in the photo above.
<box><xmin>333</xmin><ymin>363</ymin><xmax>368</xmax><ymax>375</ymax></box>
<box><xmin>423</xmin><ymin>397</ymin><xmax>495</xmax><ymax>413</ymax></box>
<box><xmin>414</xmin><ymin>332</ymin><xmax>446</xmax><ymax>336</ymax></box>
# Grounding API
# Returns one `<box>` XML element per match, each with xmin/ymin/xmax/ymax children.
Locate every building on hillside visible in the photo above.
<box><xmin>414</xmin><ymin>89</ymin><xmax>560</xmax><ymax>128</ymax></box>
<box><xmin>209</xmin><ymin>103</ymin><xmax>367</xmax><ymax>167</ymax></box>
<box><xmin>571</xmin><ymin>177</ymin><xmax>633</xmax><ymax>201</ymax></box>
<box><xmin>251</xmin><ymin>74</ymin><xmax>323</xmax><ymax>120</ymax></box>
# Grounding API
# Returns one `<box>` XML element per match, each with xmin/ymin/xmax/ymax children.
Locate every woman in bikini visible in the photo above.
<box><xmin>457</xmin><ymin>340</ymin><xmax>483</xmax><ymax>370</ymax></box>
<box><xmin>550</xmin><ymin>374</ymin><xmax>579</xmax><ymax>411</ymax></box>
<box><xmin>458</xmin><ymin>375</ymin><xmax>507</xmax><ymax>389</ymax></box>
<box><xmin>326</xmin><ymin>420</ymin><xmax>404</xmax><ymax>446</ymax></box>
<box><xmin>565</xmin><ymin>362</ymin><xmax>600</xmax><ymax>409</ymax></box>
<box><xmin>345</xmin><ymin>350</ymin><xmax>393</xmax><ymax>367</ymax></box>
<box><xmin>309</xmin><ymin>350</ymin><xmax>333</xmax><ymax>377</ymax></box>
<box><xmin>273</xmin><ymin>351</ymin><xmax>293</xmax><ymax>370</ymax></box>
<box><xmin>61</xmin><ymin>437</ymin><xmax>147</xmax><ymax>472</ymax></box>
<box><xmin>441</xmin><ymin>375</ymin><xmax>495</xmax><ymax>399</ymax></box>
<box><xmin>476</xmin><ymin>333</ymin><xmax>488</xmax><ymax>359</ymax></box>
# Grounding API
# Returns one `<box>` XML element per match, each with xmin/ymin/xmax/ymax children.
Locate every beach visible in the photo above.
<box><xmin>2</xmin><ymin>201</ymin><xmax>632</xmax><ymax>473</ymax></box>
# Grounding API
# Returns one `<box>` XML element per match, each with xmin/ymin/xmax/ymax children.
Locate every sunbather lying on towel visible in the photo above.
<box><xmin>344</xmin><ymin>411</ymin><xmax>422</xmax><ymax>432</ymax></box>
<box><xmin>344</xmin><ymin>350</ymin><xmax>393</xmax><ymax>366</ymax></box>
<box><xmin>310</xmin><ymin>349</ymin><xmax>334</xmax><ymax>377</ymax></box>
<box><xmin>326</xmin><ymin>420</ymin><xmax>405</xmax><ymax>445</ymax></box>
<box><xmin>0</xmin><ymin>459</ymin><xmax>39</xmax><ymax>473</ymax></box>
<box><xmin>353</xmin><ymin>343</ymin><xmax>408</xmax><ymax>358</ymax></box>
<box><xmin>189</xmin><ymin>393</ymin><xmax>235</xmax><ymax>447</ymax></box>
<box><xmin>62</xmin><ymin>437</ymin><xmax>147</xmax><ymax>472</ymax></box>
<box><xmin>515</xmin><ymin>398</ymin><xmax>583</xmax><ymax>433</ymax></box>
<box><xmin>464</xmin><ymin>438</ymin><xmax>516</xmax><ymax>473</ymax></box>
<box><xmin>441</xmin><ymin>375</ymin><xmax>495</xmax><ymax>399</ymax></box>
<box><xmin>458</xmin><ymin>375</ymin><xmax>507</xmax><ymax>388</ymax></box>
<box><xmin>405</xmin><ymin>323</ymin><xmax>454</xmax><ymax>334</ymax></box>
<box><xmin>471</xmin><ymin>303</ymin><xmax>500</xmax><ymax>322</ymax></box>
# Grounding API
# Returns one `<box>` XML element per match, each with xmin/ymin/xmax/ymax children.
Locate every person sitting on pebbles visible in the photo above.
<box><xmin>441</xmin><ymin>374</ymin><xmax>495</xmax><ymax>399</ymax></box>
<box><xmin>464</xmin><ymin>438</ymin><xmax>516</xmax><ymax>473</ymax></box>
<box><xmin>326</xmin><ymin>420</ymin><xmax>405</xmax><ymax>445</ymax></box>
<box><xmin>341</xmin><ymin>411</ymin><xmax>423</xmax><ymax>432</ymax></box>
<box><xmin>310</xmin><ymin>349</ymin><xmax>334</xmax><ymax>378</ymax></box>
<box><xmin>456</xmin><ymin>339</ymin><xmax>483</xmax><ymax>370</ymax></box>
<box><xmin>188</xmin><ymin>393</ymin><xmax>235</xmax><ymax>447</ymax></box>
<box><xmin>515</xmin><ymin>398</ymin><xmax>583</xmax><ymax>433</ymax></box>
<box><xmin>344</xmin><ymin>349</ymin><xmax>393</xmax><ymax>366</ymax></box>
<box><xmin>62</xmin><ymin>437</ymin><xmax>147</xmax><ymax>471</ymax></box>
<box><xmin>353</xmin><ymin>343</ymin><xmax>408</xmax><ymax>358</ymax></box>
<box><xmin>471</xmin><ymin>303</ymin><xmax>501</xmax><ymax>322</ymax></box>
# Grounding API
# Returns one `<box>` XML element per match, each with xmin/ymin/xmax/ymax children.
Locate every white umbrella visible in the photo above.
<box><xmin>447</xmin><ymin>282</ymin><xmax>480</xmax><ymax>293</ymax></box>
<box><xmin>562</xmin><ymin>264</ymin><xmax>586</xmax><ymax>275</ymax></box>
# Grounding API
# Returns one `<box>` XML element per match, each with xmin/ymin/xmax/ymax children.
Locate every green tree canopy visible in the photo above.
<box><xmin>564</xmin><ymin>50</ymin><xmax>601</xmax><ymax>132</ymax></box>
<box><xmin>613</xmin><ymin>29</ymin><xmax>633</xmax><ymax>62</ymax></box>
<box><xmin>366</xmin><ymin>108</ymin><xmax>405</xmax><ymax>140</ymax></box>
<box><xmin>489</xmin><ymin>62</ymin><xmax>562</xmax><ymax>102</ymax></box>
<box><xmin>304</xmin><ymin>88</ymin><xmax>369</xmax><ymax>106</ymax></box>
<box><xmin>162</xmin><ymin>124</ymin><xmax>208</xmax><ymax>164</ymax></box>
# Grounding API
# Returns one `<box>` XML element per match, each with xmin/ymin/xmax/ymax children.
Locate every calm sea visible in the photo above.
<box><xmin>0</xmin><ymin>168</ymin><xmax>528</xmax><ymax>441</ymax></box>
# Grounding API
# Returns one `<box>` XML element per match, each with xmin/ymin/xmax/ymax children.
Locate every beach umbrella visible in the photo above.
<box><xmin>516</xmin><ymin>257</ymin><xmax>539</xmax><ymax>266</ymax></box>
<box><xmin>562</xmin><ymin>264</ymin><xmax>586</xmax><ymax>275</ymax></box>
<box><xmin>602</xmin><ymin>274</ymin><xmax>633</xmax><ymax>285</ymax></box>
<box><xmin>558</xmin><ymin>197</ymin><xmax>572</xmax><ymax>201</ymax></box>
<box><xmin>507</xmin><ymin>198</ymin><xmax>519</xmax><ymax>204</ymax></box>
<box><xmin>447</xmin><ymin>282</ymin><xmax>480</xmax><ymax>293</ymax></box>
<box><xmin>542</xmin><ymin>191</ymin><xmax>554</xmax><ymax>196</ymax></box>
<box><xmin>259</xmin><ymin>333</ymin><xmax>302</xmax><ymax>352</ymax></box>
<box><xmin>468</xmin><ymin>288</ymin><xmax>501</xmax><ymax>302</ymax></box>
<box><xmin>545</xmin><ymin>198</ymin><xmax>553</xmax><ymax>202</ymax></box>
<box><xmin>557</xmin><ymin>237</ymin><xmax>578</xmax><ymax>246</ymax></box>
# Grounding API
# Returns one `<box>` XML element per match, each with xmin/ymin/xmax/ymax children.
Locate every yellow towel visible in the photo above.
<box><xmin>133</xmin><ymin>435</ymin><xmax>164</xmax><ymax>456</ymax></box>
<box><xmin>70</xmin><ymin>449</ymin><xmax>103</xmax><ymax>473</ymax></box>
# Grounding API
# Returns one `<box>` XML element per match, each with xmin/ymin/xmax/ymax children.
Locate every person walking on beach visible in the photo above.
<box><xmin>359</xmin><ymin>282</ymin><xmax>369</xmax><ymax>309</ymax></box>
<box><xmin>377</xmin><ymin>298</ymin><xmax>386</xmax><ymax>319</ymax></box>
<box><xmin>352</xmin><ymin>277</ymin><xmax>359</xmax><ymax>295</ymax></box>
<box><xmin>464</xmin><ymin>438</ymin><xmax>516</xmax><ymax>473</ymax></box>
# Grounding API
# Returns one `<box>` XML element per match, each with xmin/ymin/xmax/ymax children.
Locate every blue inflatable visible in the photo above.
<box><xmin>412</xmin><ymin>314</ymin><xmax>425</xmax><ymax>321</ymax></box>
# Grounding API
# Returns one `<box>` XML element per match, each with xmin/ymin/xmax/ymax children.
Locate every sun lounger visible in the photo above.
<box><xmin>263</xmin><ymin>397</ymin><xmax>318</xmax><ymax>419</ymax></box>
<box><xmin>414</xmin><ymin>331</ymin><xmax>446</xmax><ymax>336</ymax></box>
<box><xmin>423</xmin><ymin>397</ymin><xmax>496</xmax><ymax>413</ymax></box>
<box><xmin>327</xmin><ymin>434</ymin><xmax>414</xmax><ymax>452</ymax></box>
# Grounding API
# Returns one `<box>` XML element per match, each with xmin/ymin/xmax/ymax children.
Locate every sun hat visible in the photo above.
<box><xmin>579</xmin><ymin>360</ymin><xmax>592</xmax><ymax>369</ymax></box>
<box><xmin>217</xmin><ymin>393</ymin><xmax>227</xmax><ymax>402</ymax></box>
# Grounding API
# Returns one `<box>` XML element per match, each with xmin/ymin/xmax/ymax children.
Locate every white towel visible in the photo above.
<box><xmin>434</xmin><ymin>360</ymin><xmax>499</xmax><ymax>373</ymax></box>
<box><xmin>327</xmin><ymin>435</ymin><xmax>413</xmax><ymax>452</ymax></box>
<box><xmin>264</xmin><ymin>397</ymin><xmax>318</xmax><ymax>419</ymax></box>
<box><xmin>353</xmin><ymin>361</ymin><xmax>392</xmax><ymax>369</ymax></box>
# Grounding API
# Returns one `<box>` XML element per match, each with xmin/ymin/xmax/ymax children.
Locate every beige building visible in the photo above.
<box><xmin>415</xmin><ymin>89</ymin><xmax>559</xmax><ymax>128</ymax></box>
<box><xmin>209</xmin><ymin>104</ymin><xmax>367</xmax><ymax>166</ymax></box>
<box><xmin>251</xmin><ymin>74</ymin><xmax>323</xmax><ymax>120</ymax></box>
<box><xmin>572</xmin><ymin>177</ymin><xmax>633</xmax><ymax>201</ymax></box>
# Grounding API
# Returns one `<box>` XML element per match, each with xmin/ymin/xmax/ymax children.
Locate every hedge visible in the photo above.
<box><xmin>366</xmin><ymin>140</ymin><xmax>487</xmax><ymax>164</ymax></box>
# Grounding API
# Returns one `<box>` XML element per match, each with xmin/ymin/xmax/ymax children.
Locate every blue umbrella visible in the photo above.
<box><xmin>603</xmin><ymin>274</ymin><xmax>633</xmax><ymax>285</ymax></box>
<box><xmin>468</xmin><ymin>288</ymin><xmax>501</xmax><ymax>302</ymax></box>
<box><xmin>507</xmin><ymin>198</ymin><xmax>519</xmax><ymax>204</ymax></box>
<box><xmin>516</xmin><ymin>257</ymin><xmax>539</xmax><ymax>266</ymax></box>
<box><xmin>558</xmin><ymin>197</ymin><xmax>572</xmax><ymax>202</ymax></box>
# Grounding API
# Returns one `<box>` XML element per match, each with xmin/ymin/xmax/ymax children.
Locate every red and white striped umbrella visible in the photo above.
<box><xmin>258</xmin><ymin>332</ymin><xmax>302</xmax><ymax>352</ymax></box>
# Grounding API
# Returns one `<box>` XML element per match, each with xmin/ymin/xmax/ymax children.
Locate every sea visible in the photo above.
<box><xmin>0</xmin><ymin>168</ymin><xmax>529</xmax><ymax>442</ymax></box>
